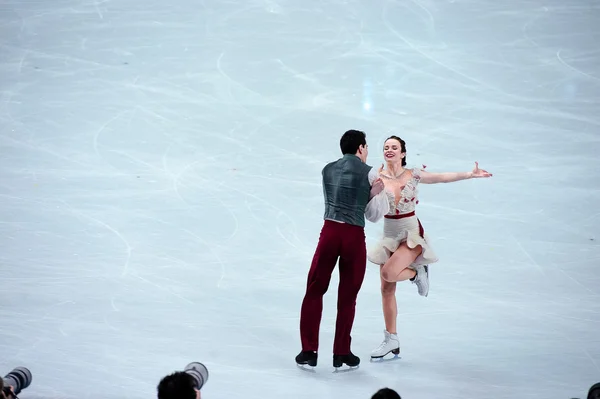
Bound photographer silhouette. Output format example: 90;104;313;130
157;363;208;399
589;382;600;399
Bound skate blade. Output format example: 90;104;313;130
370;353;401;363
296;364;316;373
332;365;359;373
371;355;402;363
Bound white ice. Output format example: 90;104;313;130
1;0;599;398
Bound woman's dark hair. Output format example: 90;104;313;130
384;135;407;166
340;129;367;154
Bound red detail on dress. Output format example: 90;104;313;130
386;211;415;219
417;219;425;238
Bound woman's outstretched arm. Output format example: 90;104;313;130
419;162;492;184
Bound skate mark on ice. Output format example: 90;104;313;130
110;297;119;311
233;171;320;188
92;110;131;161
168;152;241;242
92;0;106;19
109;149;167;175
180;226;234;289
130;272;194;304
296;364;316;373
216;51;271;106
556;50;600;82
380;3;501;94
227;184;301;251
0;43;113;69
61;203;132;277
582;347;600;374
0;134;90;167
511;235;545;275
557;268;597;296
406;0;436;37
275;58;320;85
103;315;120;332
521;7;549;48
561;327;600;373
125;209;231;290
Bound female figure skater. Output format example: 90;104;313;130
365;135;492;359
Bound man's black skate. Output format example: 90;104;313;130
295;351;317;367
333;352;360;368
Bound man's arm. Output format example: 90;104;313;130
365;166;389;222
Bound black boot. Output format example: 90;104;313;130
296;351;318;367
333;352;360;368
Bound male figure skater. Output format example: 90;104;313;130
295;129;386;369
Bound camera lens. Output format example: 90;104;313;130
2;367;32;395
184;362;208;390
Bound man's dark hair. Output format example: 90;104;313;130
589;382;600;399
340;129;367;154
372;387;401;399
157;371;196;399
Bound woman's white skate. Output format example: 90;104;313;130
370;330;401;362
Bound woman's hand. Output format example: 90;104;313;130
470;161;492;178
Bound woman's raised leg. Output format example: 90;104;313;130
381;242;430;296
381;243;421;283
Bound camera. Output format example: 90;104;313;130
2;367;32;399
183;362;209;391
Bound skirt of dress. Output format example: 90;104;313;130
367;215;439;268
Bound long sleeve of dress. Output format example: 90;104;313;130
365;167;390;223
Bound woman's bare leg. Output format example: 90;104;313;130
380;272;397;334
381;243;421;283
372;243;430;359
372;264;404;358
380;250;419;334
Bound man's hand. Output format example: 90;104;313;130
370;178;384;198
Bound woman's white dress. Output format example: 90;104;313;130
365;167;439;268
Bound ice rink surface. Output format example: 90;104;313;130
1;0;599;398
